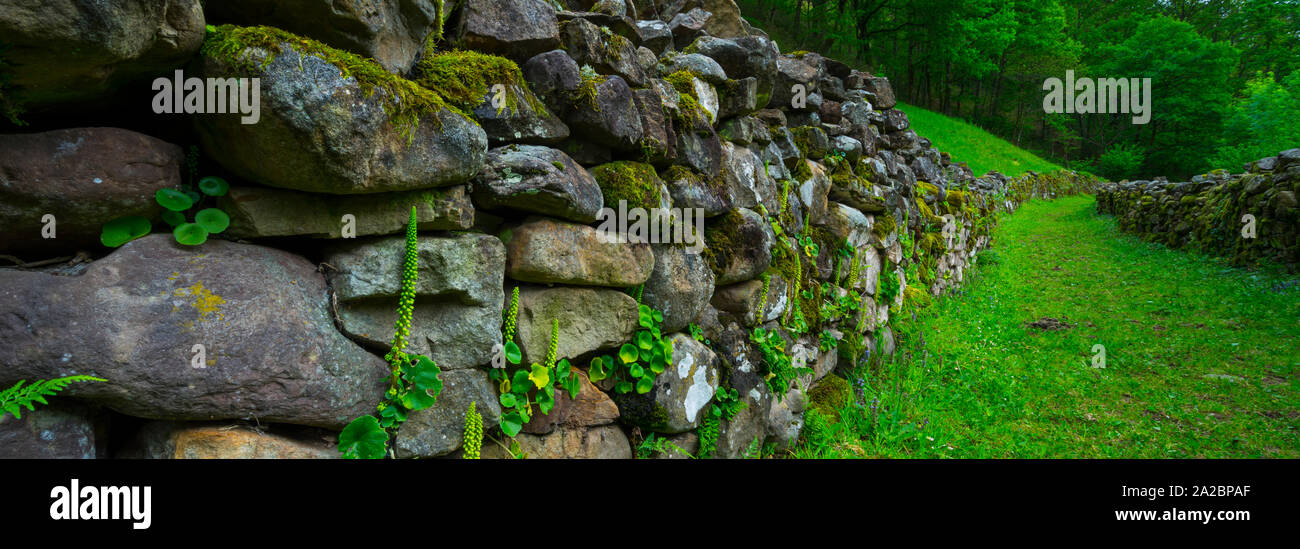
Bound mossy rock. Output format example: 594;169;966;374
589;160;669;211
807;374;851;423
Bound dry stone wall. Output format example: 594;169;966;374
1097;150;1300;272
0;0;1098;458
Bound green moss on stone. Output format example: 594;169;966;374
412;47;545;115
201;24;450;141
807;374;850;423
590;161;662;211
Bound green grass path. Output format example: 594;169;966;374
818;195;1300;458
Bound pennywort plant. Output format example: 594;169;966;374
101;150;232;247
589;304;672;395
492;316;580;437
337;206;444;459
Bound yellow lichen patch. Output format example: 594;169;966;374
174;282;226;321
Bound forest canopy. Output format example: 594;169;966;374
740;0;1300;180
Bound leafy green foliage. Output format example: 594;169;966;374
339;207;442;458
696;385;745;459
103;170;230;247
636;432;694;459
751;326;814;400
173;223;209;246
100;216;151;248
589;304;672;395
1;376;105;420
491;317;579;437
809;196;1300;458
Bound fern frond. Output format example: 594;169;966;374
1;375;105;420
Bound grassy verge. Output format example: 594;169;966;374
799;195;1300;458
896;102;1063;178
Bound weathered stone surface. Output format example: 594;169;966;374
668;8;710;50
798;160;833;224
0;401;98;459
453;0;561;63
641;244;715;333
482;424;631;458
121;421;339;459
699;0;748;38
325;233;505;369
693;35;778;108
711;275;787;327
0;0;205;112
564;75;645;152
636;19;673;53
472;81;570;145
513;286;639;365
632;87;675;164
614;334;719;433
704;207;774;285
766;385;804;452
503;217;655;286
0;235;389;429
721;142;776;208
666;53;728;85
862;75;897;109
522;369;619;434
713;323;772;458
394;369;503;457
522;49;582;115
772;55;818;110
0;128;181;255
220;185;473;239
662;166;730;216
717;77;758;119
207;0;441;73
472;145;603;222
560;17;647;87
196;41;487;195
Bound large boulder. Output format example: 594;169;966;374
120;421;339;458
472;145;604;223
0;0;205;113
481;424;631;458
613;334;720;433
452;0;562;64
521;49;582;115
699;0;749;38
0;127;182;255
195;27;486;194
394;369;503;457
703;208;774;285
325;233;505;370
470;81;569;145
641;244;716;333
206;0;443;73
220;185;474;239
512;286;639;365
0;402;99;459
0;235;389;429
564;75;645;152
502;217;655;287
559;17;647;87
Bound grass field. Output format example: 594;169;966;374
800;195;1300;458
896;102;1063;178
